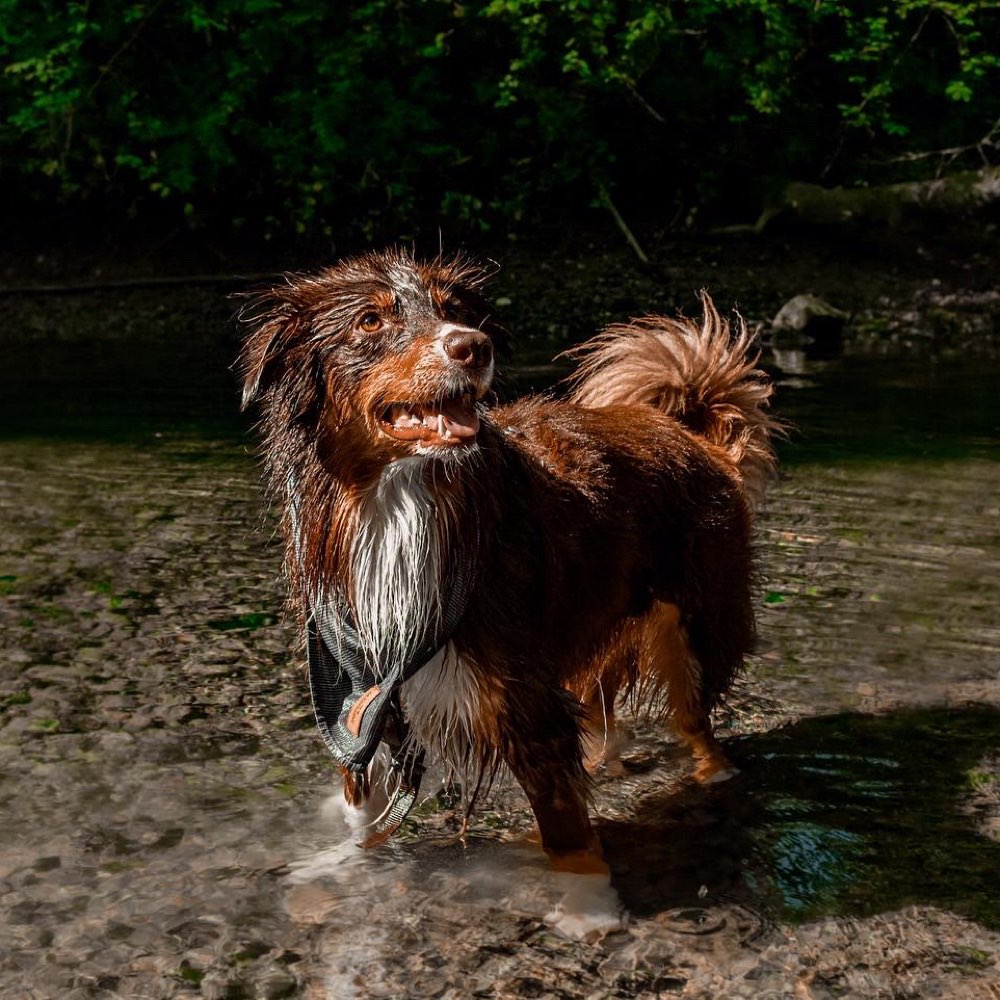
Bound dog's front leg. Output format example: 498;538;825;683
499;686;605;872
333;761;393;843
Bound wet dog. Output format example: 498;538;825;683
239;249;777;867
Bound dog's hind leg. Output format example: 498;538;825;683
669;674;733;784
577;648;632;776
580;683;624;776
640;601;735;783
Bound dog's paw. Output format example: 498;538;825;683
694;760;740;784
321;772;394;844
583;722;633;777
545;874;629;942
546;847;610;876
701;763;740;784
288;783;393;882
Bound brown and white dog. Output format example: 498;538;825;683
239;249;777;868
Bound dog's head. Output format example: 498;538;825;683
238;250;507;465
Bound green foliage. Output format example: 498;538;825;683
1;0;998;236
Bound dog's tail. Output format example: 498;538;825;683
565;292;778;504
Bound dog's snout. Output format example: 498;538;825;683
442;329;493;370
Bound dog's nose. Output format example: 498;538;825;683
442;329;493;370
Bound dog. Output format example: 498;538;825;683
239;249;777;868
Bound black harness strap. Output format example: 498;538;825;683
357;728;426;849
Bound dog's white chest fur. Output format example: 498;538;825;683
350;459;442;670
350;460;478;760
399;643;479;761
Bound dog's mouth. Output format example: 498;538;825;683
377;392;480;448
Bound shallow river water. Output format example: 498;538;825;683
0;316;998;999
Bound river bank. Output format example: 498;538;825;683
3;222;999;352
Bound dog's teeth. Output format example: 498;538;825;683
444;428;452;440
437;414;445;436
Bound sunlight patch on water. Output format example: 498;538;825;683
286;786;626;955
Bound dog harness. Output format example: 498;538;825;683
304;560;473;846
287;475;475;846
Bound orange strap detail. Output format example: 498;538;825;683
345;684;381;738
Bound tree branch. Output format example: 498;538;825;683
598;186;650;265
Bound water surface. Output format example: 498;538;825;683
1;321;997;997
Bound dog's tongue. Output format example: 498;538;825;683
439;398;479;439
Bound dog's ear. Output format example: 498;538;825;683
236;288;302;410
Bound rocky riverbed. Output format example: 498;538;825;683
1;229;999;998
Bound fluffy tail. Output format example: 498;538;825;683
565;292;779;504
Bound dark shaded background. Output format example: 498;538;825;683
2;0;998;260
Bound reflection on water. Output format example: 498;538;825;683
772;351;998;465
0;322;998;996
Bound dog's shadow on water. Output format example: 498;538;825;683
600;703;1000;929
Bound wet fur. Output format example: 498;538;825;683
239;250;777;858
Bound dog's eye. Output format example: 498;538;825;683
358;312;382;333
